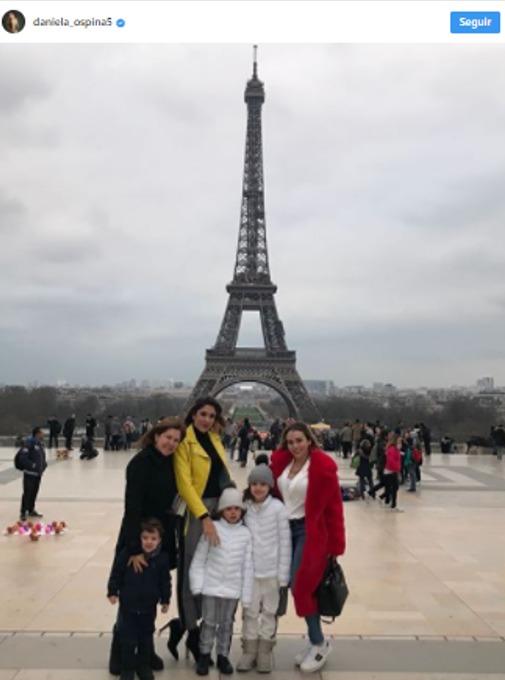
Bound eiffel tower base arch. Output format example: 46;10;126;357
185;351;320;423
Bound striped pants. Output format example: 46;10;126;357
200;595;237;656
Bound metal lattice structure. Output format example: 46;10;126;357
186;50;319;421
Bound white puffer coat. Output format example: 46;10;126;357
244;495;291;586
189;519;254;606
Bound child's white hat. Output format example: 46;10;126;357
218;487;244;512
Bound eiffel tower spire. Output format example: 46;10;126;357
185;50;320;421
233;45;270;285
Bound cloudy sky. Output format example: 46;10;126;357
1;44;505;389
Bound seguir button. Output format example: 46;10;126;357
451;12;500;33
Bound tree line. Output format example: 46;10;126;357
0;386;499;441
0;386;187;436
263;395;499;441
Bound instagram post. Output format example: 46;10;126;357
1;2;505;679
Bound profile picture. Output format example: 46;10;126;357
2;10;26;34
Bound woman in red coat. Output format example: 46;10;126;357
270;422;345;673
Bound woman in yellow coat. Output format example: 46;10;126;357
169;396;230;662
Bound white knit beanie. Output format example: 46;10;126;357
217;486;245;512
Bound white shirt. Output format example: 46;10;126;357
277;459;309;520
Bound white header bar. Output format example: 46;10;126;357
1;1;504;43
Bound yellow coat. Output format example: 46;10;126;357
173;424;230;519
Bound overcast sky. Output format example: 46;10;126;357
1;44;505;389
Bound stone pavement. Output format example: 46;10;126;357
1;448;505;678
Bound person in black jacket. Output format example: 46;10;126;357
47;416;62;449
63;415;76;450
108;417;185;677
108;518;171;680
85;414;97;441
238;418;252;468
19;427;47;520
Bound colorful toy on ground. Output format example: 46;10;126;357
3;520;67;538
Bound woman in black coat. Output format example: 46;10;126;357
108;417;185;677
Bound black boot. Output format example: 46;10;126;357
119;671;134;680
217;655;234;675
166;618;185;661
196;653;211;676
137;665;155;680
149;642;164;671
186;628;200;663
108;629;122;676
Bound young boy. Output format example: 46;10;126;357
189;486;254;676
18;426;47;520
107;518;170;680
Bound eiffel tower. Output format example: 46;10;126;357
187;49;319;421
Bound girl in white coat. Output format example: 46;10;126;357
237;464;291;673
189;486;253;677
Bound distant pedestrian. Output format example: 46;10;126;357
223;417;234;451
18;427;47;520
47;416;62;449
355;439;373;499
493;424;505;461
420;422;431;456
104;415;113;451
238;418;252;468
86;414;97;441
269;418;282;450
339;421;353;459
140;419;152;436
123;417;136;450
351;419;363;452
111;416;123;451
63;415;76;450
383;433;403;512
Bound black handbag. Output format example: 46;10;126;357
316;556;349;621
276;586;289;617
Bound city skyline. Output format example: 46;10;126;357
1;45;505;387
4;376;501;393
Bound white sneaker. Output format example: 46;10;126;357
300;641;331;673
294;640;312;666
391;506;404;513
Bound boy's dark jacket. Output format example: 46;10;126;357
107;547;171;613
18;436;47;477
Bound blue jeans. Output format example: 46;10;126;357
406;463;417;491
290;520;324;646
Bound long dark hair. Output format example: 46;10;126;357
137;417;185;449
184;396;222;427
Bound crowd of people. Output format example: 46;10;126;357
21;406;500;678
43;414;154;452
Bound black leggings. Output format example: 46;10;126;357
383;474;399;508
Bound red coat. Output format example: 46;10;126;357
385;445;401;473
270;448;346;617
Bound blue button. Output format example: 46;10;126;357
451;12;500;33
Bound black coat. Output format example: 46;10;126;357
115;445;179;569
85;417;97;437
19;436;47;477
107;547;171;613
63;417;75;437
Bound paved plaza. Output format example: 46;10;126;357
1;448;505;679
